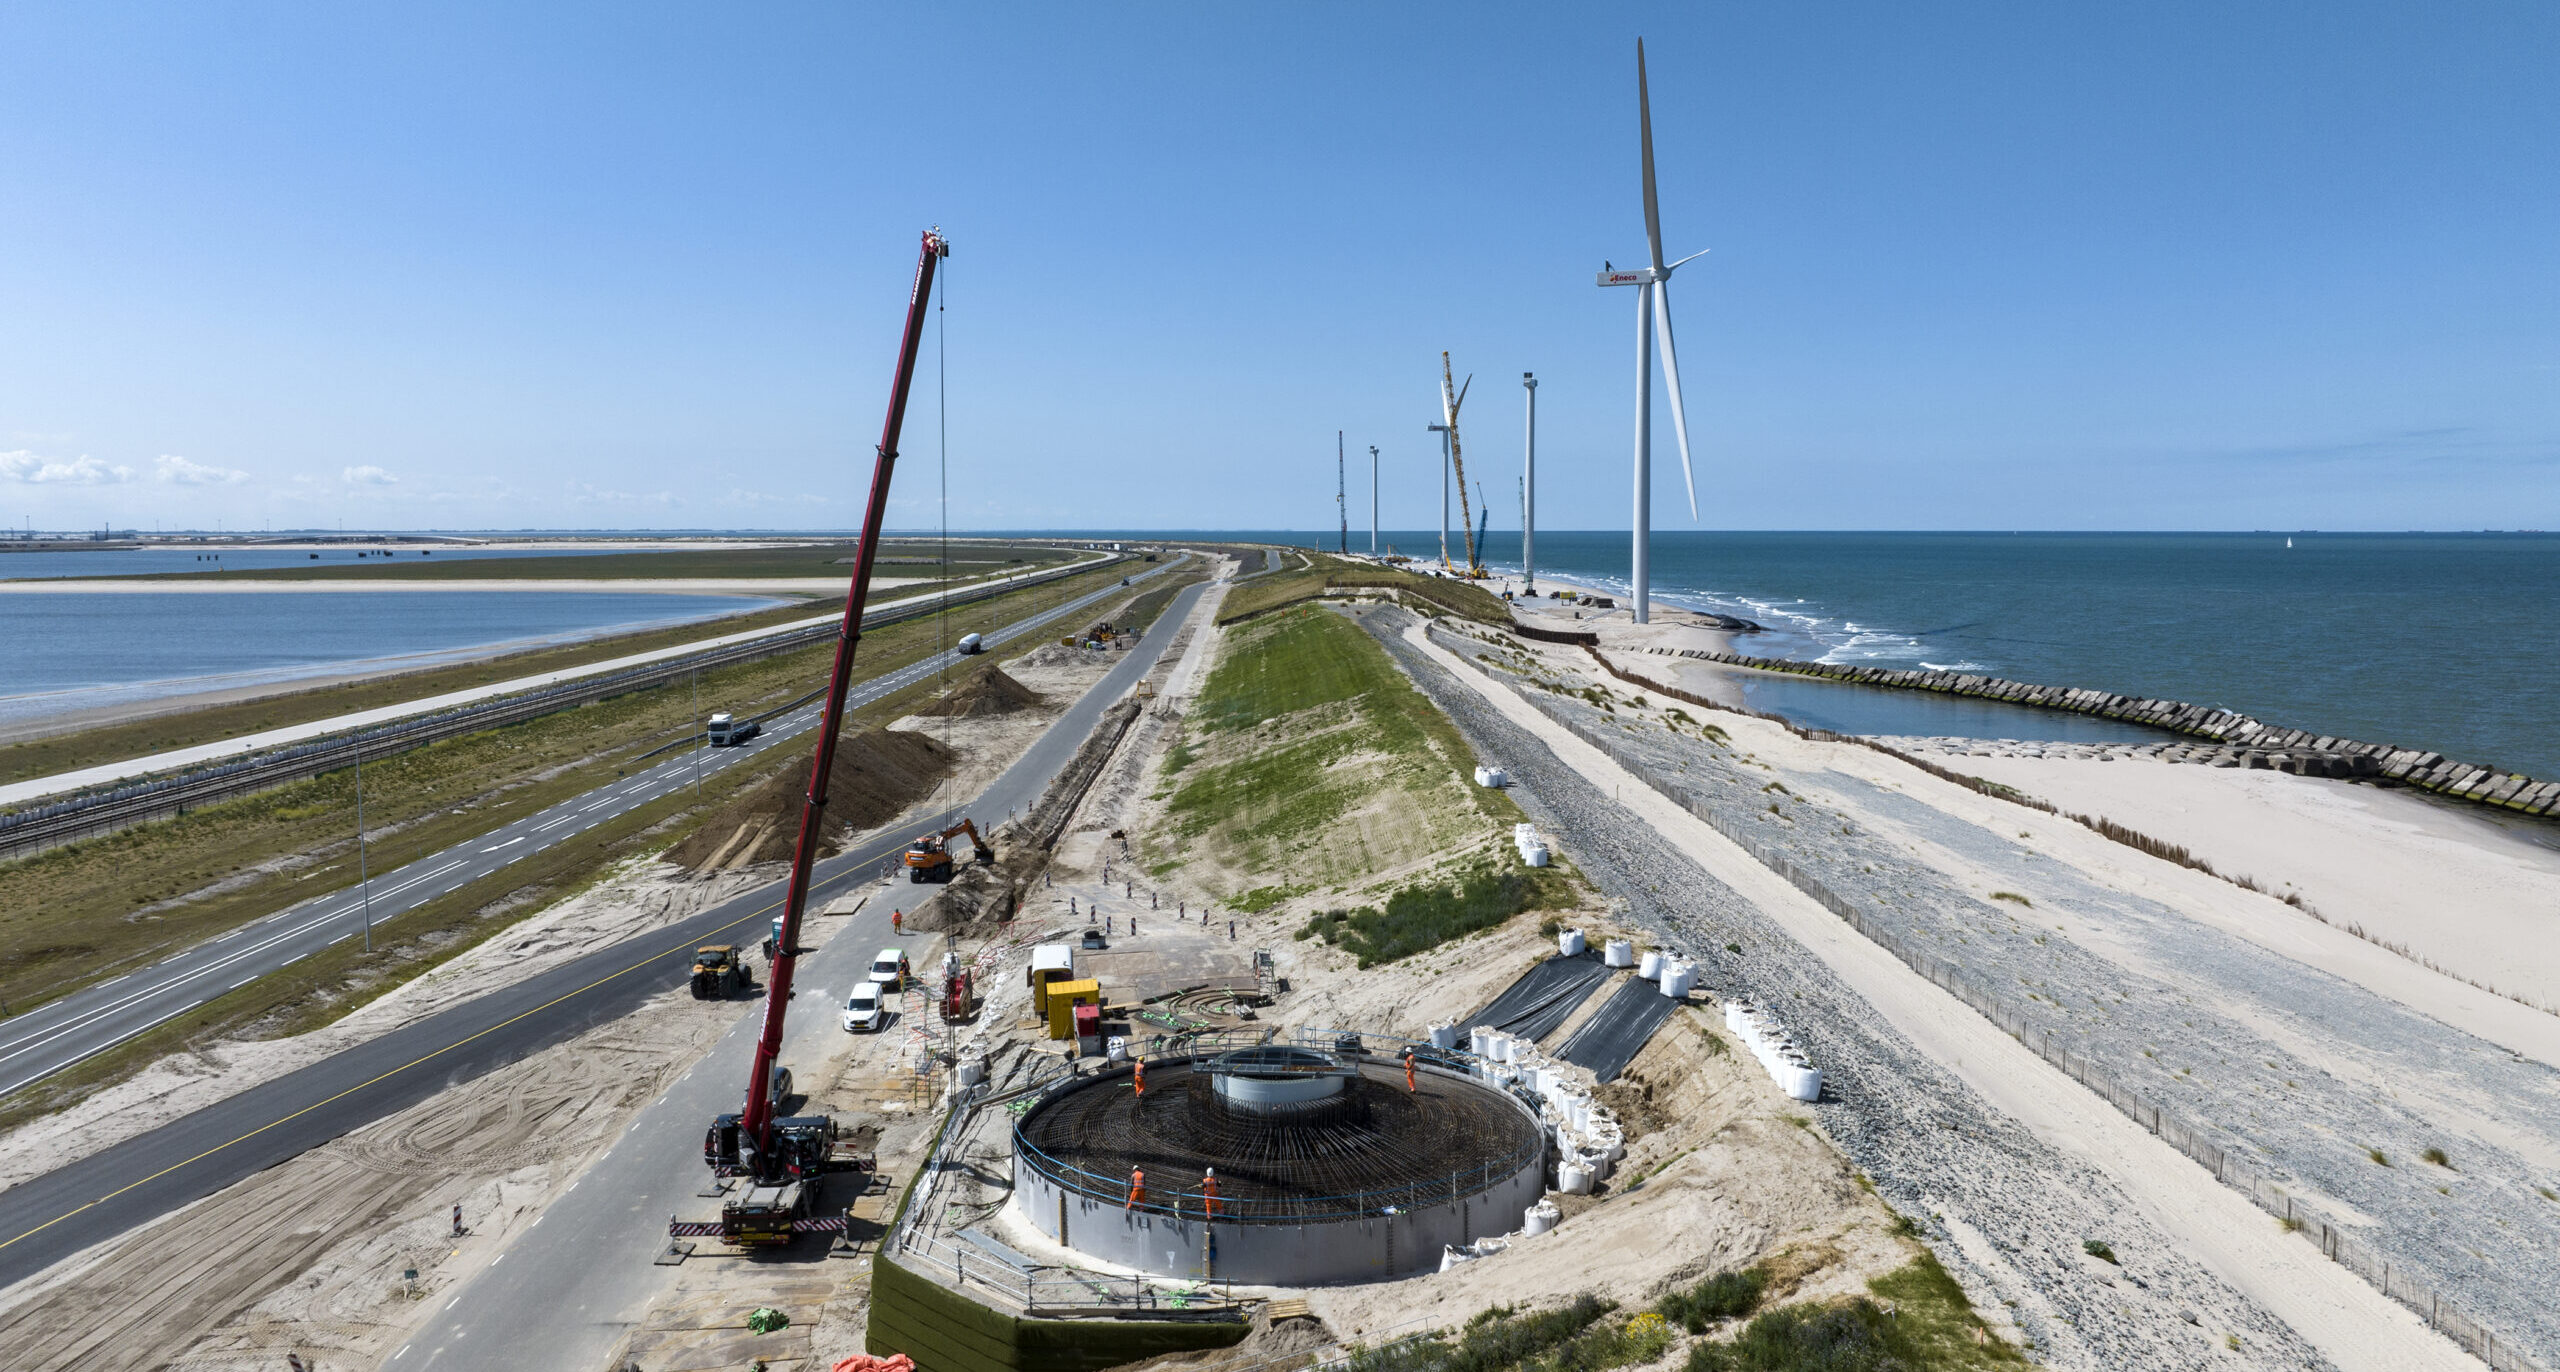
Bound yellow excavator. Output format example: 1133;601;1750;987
903;818;994;883
1441;353;1491;579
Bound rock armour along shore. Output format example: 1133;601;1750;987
1654;646;2560;816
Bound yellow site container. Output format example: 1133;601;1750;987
1044;979;1100;1039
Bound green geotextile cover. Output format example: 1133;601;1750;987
748;1307;790;1334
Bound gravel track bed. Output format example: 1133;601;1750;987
1348;606;2327;1371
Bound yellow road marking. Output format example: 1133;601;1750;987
0;870;864;1254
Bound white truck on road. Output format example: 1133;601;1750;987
707;713;761;747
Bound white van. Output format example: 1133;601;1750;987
843;983;886;1033
869;947;907;992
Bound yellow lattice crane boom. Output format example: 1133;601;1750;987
1441;352;1486;577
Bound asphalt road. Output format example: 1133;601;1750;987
0;562;1175;1104
394;575;1209;1371
0;566;1198;1294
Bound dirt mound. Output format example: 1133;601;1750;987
668;728;956;871
915;664;1043;719
901;825;1044;932
1011;641;1099;672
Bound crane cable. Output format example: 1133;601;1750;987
936;250;954;831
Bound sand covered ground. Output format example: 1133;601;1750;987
1376;610;2482;1371
0;629;1138;1366
0;855;770;1193
1930;750;2560;1016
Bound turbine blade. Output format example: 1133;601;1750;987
1653;280;1699;520
1639;38;1665;271
1454;373;1471;414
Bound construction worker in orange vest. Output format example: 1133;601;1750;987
1202;1167;1220;1221
1403;1046;1417;1092
893;908;903;934
1127;1167;1145;1211
1134;1056;1145;1096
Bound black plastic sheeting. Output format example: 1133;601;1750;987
1555;979;1683;1083
1468;953;1614;1043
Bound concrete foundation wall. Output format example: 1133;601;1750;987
1013;1149;1546;1286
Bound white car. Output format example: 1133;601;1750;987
869;947;906;993
843;982;886;1033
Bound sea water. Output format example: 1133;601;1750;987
1211;529;2560;778
0;591;782;732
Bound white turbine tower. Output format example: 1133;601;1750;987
1597;37;1704;624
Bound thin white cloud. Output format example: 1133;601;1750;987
720;487;828;507
155;454;250;485
570;482;675;506
0;450;134;485
342;464;399;487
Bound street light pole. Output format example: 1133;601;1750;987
1368;446;1379;555
1428;424;1452;571
691;666;703;799
355;743;372;953
1522;373;1538;595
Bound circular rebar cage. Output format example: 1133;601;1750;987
1014;1057;1545;1223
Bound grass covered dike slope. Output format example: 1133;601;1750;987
1216;552;1512;627
1155;603;1560;928
1343;1249;2017;1372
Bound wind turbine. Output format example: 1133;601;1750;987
1596;37;1704;624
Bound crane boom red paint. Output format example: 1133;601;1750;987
736;227;949;1163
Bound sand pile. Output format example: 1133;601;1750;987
669;728;955;870
915;664;1043;719
901;826;1043;932
1011;641;1098;672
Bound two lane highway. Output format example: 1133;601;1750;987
0;569;1207;1297
0;561;1176;1101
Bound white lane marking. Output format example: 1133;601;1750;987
0;998;200;1096
482;837;524;853
0;573;1156;1088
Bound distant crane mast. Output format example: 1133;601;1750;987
1440;352;1483;576
1336;431;1348;554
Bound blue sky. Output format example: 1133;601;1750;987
2;3;2553;533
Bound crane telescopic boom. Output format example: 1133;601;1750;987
732;227;949;1171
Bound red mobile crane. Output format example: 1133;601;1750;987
699;228;949;1204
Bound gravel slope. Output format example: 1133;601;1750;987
1351;606;2341;1370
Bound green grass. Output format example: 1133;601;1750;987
1679;1252;2019;1371
1230;883;1311;913
1656;1268;1770;1331
1301;863;1567;967
0;595;821;787
1216;556;1511;627
0;633;981;1133
0;550;1118;789
0;565;1129;1017
1343;1296;1646;1372
1158;606;1534;893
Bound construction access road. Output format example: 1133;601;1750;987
0;557;1179;1132
375;574;1207;1370
0;570;1206;1316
